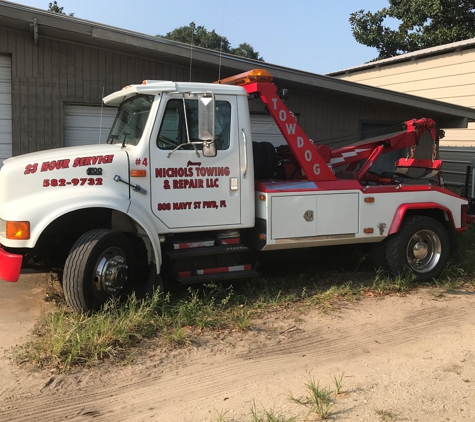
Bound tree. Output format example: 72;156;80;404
230;43;263;60
48;1;74;16
160;22;263;61
349;0;475;60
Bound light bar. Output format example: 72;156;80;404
216;69;273;86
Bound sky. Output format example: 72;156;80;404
13;0;393;74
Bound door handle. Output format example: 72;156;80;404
241;128;248;178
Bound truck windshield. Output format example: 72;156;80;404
108;94;154;146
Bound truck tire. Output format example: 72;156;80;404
63;229;135;313
385;215;450;281
371;239;388;271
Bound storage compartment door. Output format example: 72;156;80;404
271;195;317;239
316;193;359;236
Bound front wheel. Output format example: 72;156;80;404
385;216;451;281
63;229;135;312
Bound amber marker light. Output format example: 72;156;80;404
216;69;273;86
259;194;266;201
364;228;374;234
6;221;30;240
131;170;147;177
258;233;267;240
364;197;375;203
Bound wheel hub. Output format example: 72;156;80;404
413;241;429;260
94;248;129;295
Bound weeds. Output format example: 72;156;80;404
333;372;345;395
15;229;475;372
371;270;415;294
249;402;297;422
289;376;334;419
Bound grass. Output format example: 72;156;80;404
12;227;475;371
249;402;297;422
213;372;345;421
289;376;334;419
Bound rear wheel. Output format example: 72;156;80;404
385;216;450;281
371;239;388;271
63;229;134;312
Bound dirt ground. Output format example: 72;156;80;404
1;272;475;422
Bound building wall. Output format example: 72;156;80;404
0;25;216;156
334;48;475;147
0;24;425;158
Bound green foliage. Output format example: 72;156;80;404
47;1;74;16
249;402;297;422
160;22;263;61
349;0;475;59
289;376;334;419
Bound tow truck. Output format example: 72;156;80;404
0;69;468;312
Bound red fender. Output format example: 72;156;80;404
388;203;454;235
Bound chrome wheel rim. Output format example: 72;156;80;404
406;229;441;273
93;247;129;295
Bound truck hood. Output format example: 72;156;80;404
1;144;125;170
0;144;130;218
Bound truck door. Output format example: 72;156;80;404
150;94;241;229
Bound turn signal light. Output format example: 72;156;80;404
131;170;147;177
6;221;30;240
216;69;273;86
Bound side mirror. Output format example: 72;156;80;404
202;141;216;157
198;93;216;157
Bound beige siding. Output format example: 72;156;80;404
335;48;475;147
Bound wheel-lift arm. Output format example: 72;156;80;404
330;118;437;167
330;118;440;181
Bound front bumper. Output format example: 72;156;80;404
0;246;23;282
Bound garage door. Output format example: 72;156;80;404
250;114;286;147
64;105;117;147
0;56;12;167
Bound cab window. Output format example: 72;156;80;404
157;99;231;150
